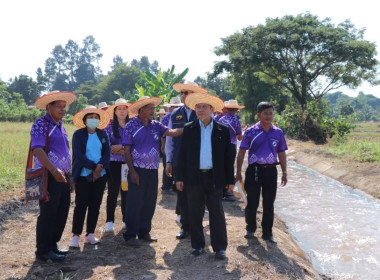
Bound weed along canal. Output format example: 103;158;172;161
274;161;380;279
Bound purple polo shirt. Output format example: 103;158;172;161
240;122;287;165
161;112;171;126
105;120;126;162
218;113;242;145
30;114;71;173
214;113;223;122
122;116;168;169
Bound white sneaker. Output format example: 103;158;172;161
69;235;80;248
105;221;114;232
84;233;100;245
176;215;182;227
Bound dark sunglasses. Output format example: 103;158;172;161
181;91;189;95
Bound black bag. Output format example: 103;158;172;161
25;120;50;203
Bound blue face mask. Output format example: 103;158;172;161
86;118;100;130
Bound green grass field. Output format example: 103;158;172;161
324;122;380;162
0;122;76;191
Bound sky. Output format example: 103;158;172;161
1;0;380;98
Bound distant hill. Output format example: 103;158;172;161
324;91;380;121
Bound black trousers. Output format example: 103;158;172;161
106;161;128;223
173;166;189;231
36;174;70;254
244;164;278;235
123;167;158;240
186;171;228;252
72;175;107;235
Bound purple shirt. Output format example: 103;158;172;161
30;114;71;173
161;112;171;126
105;120;126;162
122;116;168;169
218;113;242;145
240;122;287;165
214;113;223;122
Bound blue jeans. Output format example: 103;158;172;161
123;167;158;240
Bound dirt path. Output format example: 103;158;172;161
0;163;317;280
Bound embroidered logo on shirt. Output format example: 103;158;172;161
176;115;183;120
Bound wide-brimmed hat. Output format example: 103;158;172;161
184;93;224;112
34;91;77;110
163;102;170;108
169;96;184;107
224;99;245;109
98;102;109;110
73;106;111;129
105;98;132;118
172;81;208;94
157;108;167;115
128;96;163;116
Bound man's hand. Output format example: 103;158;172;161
280;173;288;187
130;169;139;185
166;163;173;177
235;172;242;183
53;169;67;183
176;181;184;192
226;184;234;192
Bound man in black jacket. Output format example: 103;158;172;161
175;93;234;260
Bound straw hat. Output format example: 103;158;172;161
34;91;77;110
128;96;163;116
224;99;245;109
169;96;184;107
105;98;132;118
157;108;167;115
72;106;111;129
173;81;208;94
98;102;109;110
184;93;225;112
163;102;170;108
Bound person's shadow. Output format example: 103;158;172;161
237;237;312;279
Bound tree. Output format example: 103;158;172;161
214;13;379;110
7;75;41;105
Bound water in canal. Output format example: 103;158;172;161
275;161;380;280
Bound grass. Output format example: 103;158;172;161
0;121;76;192
323;122;380;162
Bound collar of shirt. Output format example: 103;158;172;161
199;119;214;130
254;122;273;132
44;113;62;126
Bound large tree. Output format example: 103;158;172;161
7;75;41;105
214;13;379;110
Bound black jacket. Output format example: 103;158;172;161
176;120;234;188
72;128;111;184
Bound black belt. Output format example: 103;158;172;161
252;163;278;168
200;169;213;173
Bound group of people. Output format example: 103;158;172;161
30;81;287;263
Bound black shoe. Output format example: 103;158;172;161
53;248;69;255
139;234;158;242
244;231;255;239
191;248;204;256
262;234;277;244
176;229;189;239
36;250;65;262
215;250;226;260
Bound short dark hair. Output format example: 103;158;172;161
257;102;274;113
82;113;100;125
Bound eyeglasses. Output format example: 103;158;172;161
181;91;189;95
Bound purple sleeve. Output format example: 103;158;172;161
122;122;133;146
235;119;242;135
159;122;169;137
239;129;252;150
30;118;47;150
277;130;288;152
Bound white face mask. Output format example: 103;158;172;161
86;118;100;130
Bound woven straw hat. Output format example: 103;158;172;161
184;93;224;112
128;96;163;116
157;108;167;115
169;96;184;107
72;106;111;129
34;91;77;109
105;98;131;118
163;102;170;108
224;99;245;109
172;81;208;94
